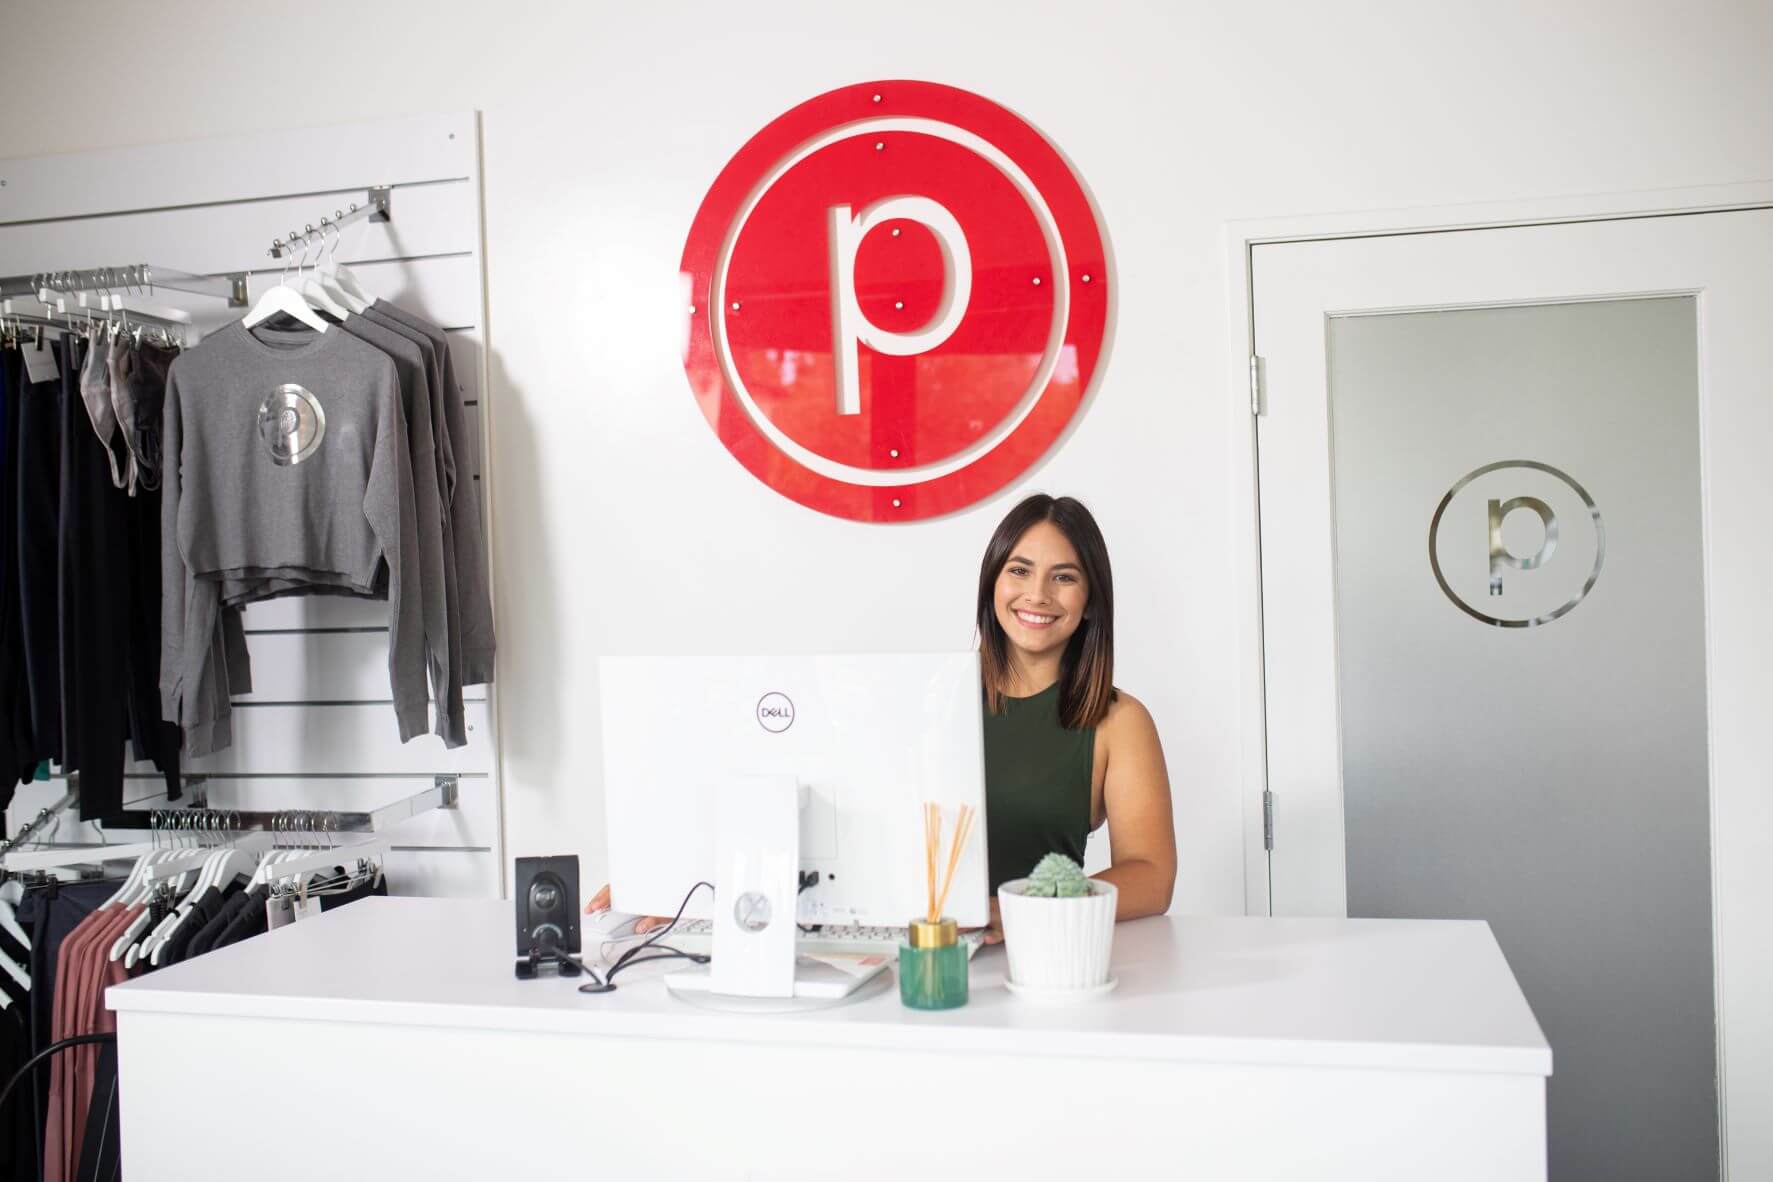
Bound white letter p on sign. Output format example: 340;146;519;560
828;196;973;416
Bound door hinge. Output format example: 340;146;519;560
1262;789;1274;851
1248;355;1264;417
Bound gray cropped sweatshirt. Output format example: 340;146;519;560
160;321;424;750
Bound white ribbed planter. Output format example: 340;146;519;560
997;878;1117;991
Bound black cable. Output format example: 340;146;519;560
582;880;712;994
603;950;706;977
0;1033;117;1126
553;949;606;989
797;869;821;934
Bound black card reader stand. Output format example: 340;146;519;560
515;934;582;980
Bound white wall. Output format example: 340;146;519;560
4;0;1768;913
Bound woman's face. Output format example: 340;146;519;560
993;521;1090;660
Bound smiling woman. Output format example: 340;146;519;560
976;495;1177;924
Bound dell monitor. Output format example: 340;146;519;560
599;651;989;1002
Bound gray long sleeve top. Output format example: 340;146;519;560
160;321;426;742
339;313;465;748
363;302;495;684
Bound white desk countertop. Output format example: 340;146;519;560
108;896;1550;1077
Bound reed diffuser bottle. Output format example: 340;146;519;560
901;918;968;1010
900;802;976;1010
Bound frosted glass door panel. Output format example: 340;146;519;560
1328;298;1715;1182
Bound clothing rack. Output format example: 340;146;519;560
269;186;393;259
98;775;459;835
0;785;80;859
2;307;190;346
0;264;247;308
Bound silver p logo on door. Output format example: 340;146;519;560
1429;460;1605;628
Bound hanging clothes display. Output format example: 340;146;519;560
159;320;426;754
158;272;495;755
0;328;183;818
0;838;388;1182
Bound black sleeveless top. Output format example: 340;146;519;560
982;681;1095;892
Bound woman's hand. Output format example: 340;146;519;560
584;883;673;934
962;898;1004;945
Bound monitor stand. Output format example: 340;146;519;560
663;774;892;1013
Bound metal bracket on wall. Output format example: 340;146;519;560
269;185;394;259
1263;789;1275;851
94;775;458;835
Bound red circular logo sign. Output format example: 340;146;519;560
681;80;1110;522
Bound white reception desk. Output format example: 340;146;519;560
108;897;1550;1180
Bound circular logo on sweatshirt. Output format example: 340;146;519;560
258;384;327;466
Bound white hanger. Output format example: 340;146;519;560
142;834;271;966
0;880;30;951
242;230;328;333
311;220;367;315
131;822;219;963
0;922;27;992
297;224;349;320
260;838;385;889
110;849;181;963
145;833;267;886
321;212;377;311
125;812;214;961
106;815;192;962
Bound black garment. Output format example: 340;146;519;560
213;884;271;949
74;1038;120;1182
0;996;32;1182
17;879;113;1180
186;884;257;960
51;336;179;821
0;925;27;986
158;885;225;966
319;871;389;911
118;345;182;799
0;351;41;802
15;342;64;762
58;339;120;816
120;472;184;802
56;336;80;769
0;924;32;1181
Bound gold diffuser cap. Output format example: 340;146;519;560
907;917;959;949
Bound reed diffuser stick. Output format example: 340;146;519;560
923;802;939;922
931;803;976;923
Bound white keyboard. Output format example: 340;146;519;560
659;918;987;960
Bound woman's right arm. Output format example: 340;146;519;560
584;884;673;933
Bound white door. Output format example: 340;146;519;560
1252;208;1773;1181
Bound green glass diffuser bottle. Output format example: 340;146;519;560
900;917;968;1010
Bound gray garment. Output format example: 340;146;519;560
180;602;252;758
160;321;425;747
79;333;126;489
109;339;175;493
339;313;465;747
363;302;495;685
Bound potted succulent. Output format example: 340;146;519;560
996;853;1118;996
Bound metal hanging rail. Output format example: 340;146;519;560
0;785;80;860
0;264;247;307
97;775;459;835
2;305;192;344
269;186;392;259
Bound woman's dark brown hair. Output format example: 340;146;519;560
977;494;1116;729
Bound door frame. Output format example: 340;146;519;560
1226;183;1773;1180
1223;179;1773;919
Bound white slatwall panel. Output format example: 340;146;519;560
0;113;502;897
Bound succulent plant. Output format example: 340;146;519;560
1019;852;1091;897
